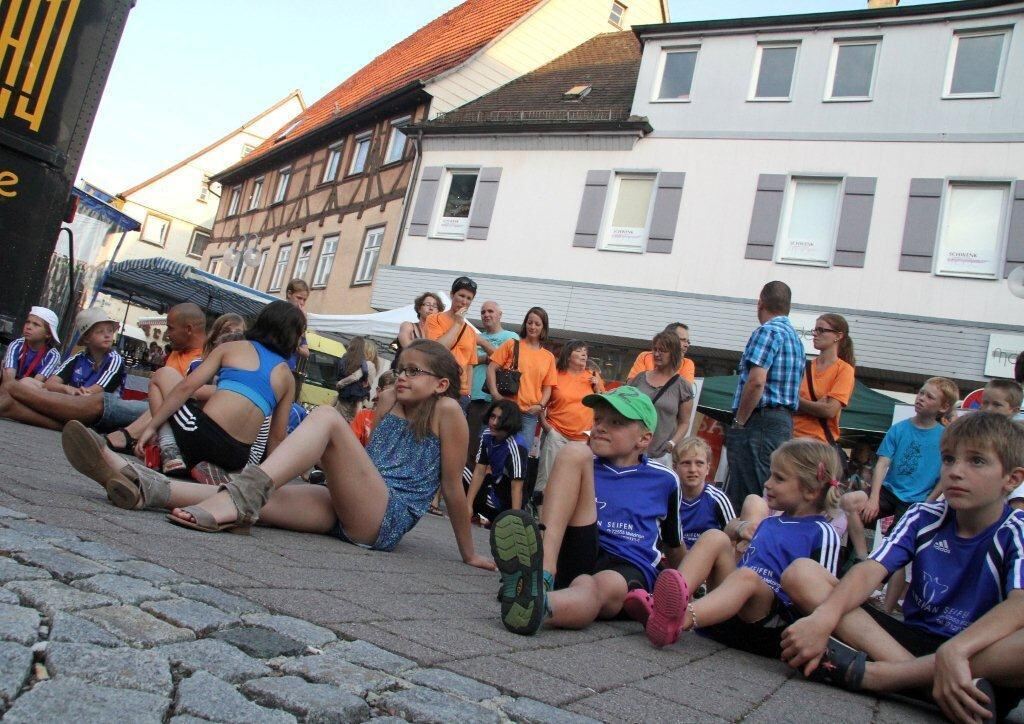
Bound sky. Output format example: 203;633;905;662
78;0;938;193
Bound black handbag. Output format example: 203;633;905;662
805;360;850;477
495;341;521;397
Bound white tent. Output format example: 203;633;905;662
305;293;470;345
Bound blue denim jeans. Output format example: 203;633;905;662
725;407;793;511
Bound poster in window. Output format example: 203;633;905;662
437;173;477;238
779;181;839;264
936;185;1005;277
606;177;653;250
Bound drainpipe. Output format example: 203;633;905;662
389;128;422;266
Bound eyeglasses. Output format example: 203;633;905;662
395;366;440;379
812;327;838;335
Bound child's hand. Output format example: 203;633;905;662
779;614;832;676
860;496;880;525
933;642;992;723
463;553;496;571
134;427;156;457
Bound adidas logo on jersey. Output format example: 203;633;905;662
933;539;951;554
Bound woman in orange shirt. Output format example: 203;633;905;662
487;306;557;444
536;340;603;494
793;313;856;445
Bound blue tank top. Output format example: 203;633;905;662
217;341;286;416
367;413;441;518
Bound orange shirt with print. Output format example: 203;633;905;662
490;339;557;411
546;369;600;441
165;348;203;377
793;358;855;443
627;352;695;383
424;312;477;396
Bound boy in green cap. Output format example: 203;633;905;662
490;386;684;635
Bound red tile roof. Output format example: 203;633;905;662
236;0;542;168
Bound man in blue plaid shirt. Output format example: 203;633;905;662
726;281;804;509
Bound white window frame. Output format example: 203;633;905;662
933;179;1011;280
197;177;210;203
608;0;626;28
597;172;658;254
140;213;171;247
652;46;699;103
240;144;255;157
226;186;241;216
383;117;410;165
824;38;880;102
292;241;313;282
252;249;269;289
322;142;343;183
431;167;480;240
774;176;844;268
348;132;372;175
272;167;291;205
312;234;338;288
187;229;210;259
207;256;222;276
748;42;800;102
353;227;385;285
248;177;264;210
268;244;292;292
943;27;1012;99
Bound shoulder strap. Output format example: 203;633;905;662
805;360;817;400
512;340;519;370
805;360;837;445
652;374;680;404
450;323;467;351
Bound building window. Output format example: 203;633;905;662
241;144;255;157
312;234;338;288
207;256;222;276
226;186;241;216
354;227;384;284
826;39;879;101
935;182;1009;279
268;244;292;292
776;177;842;267
272;167;291;204
140;213;171;246
654;48;698;101
252;249;268;289
608;1;626;28
197;177;210;203
944;28;1011;98
750;43;799;101
433;169;479;239
349;133;372;175
292;241;313;281
599;174;655;253
187;230;210;259
248;177;264;210
383;117;410;165
322;143;343;183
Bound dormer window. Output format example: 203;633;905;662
563;85;591;102
609;1;626;28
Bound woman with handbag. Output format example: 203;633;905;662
334;336;375;422
487;306;557;444
627;330;694;467
793;313;856;458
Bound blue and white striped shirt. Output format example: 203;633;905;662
3;338;61;380
54;350;125;393
732;315;805;412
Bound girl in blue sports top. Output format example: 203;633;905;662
643;438;842;657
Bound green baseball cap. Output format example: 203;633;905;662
582;386;658;433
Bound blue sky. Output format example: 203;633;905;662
78;0;937;192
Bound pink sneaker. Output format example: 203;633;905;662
645;569;690;648
622;589;653;624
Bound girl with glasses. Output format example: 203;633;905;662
793;314;856;448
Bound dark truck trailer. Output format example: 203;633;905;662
0;0;134;340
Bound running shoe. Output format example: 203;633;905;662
190;461;231;487
807;637;867;691
490;509;546;635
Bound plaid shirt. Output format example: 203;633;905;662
731;316;804;412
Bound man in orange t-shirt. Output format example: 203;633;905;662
425;276;485;405
627;322;695;383
162;303;206;376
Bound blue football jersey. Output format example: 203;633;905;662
739;515;840;608
680;483;736;547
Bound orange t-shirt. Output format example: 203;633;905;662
627;351;695;383
165;348;203;377
793;358;855;443
424;312;477;396
490;339;557;411
545;369;599;441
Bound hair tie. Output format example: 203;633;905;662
829;478;840;489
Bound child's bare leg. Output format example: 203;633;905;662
739;494;769;526
679;529;736;592
842;490;870;558
147;367;183;413
5;384;103;426
546;574;602;629
538;443;596;576
690;567;774;630
883;568;907;613
0;392;64;430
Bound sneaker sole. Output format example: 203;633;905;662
646;569;689;648
489;510;545;635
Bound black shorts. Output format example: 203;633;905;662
554;523;648;592
878;486;913;526
697;600;796;660
169;400;252;473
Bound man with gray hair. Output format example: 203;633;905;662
466;300;518;466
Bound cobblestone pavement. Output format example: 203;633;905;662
0;420;1017;723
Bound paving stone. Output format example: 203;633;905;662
0;506;28;519
115;559;190;584
242;675;370;723
174;670;297;724
80;605;195;647
443;656;591;707
406;667;501;701
213;625;307;658
0;588;18;604
49;611;123;647
169;717;212;724
0;556;52;583
72;573;173;605
45;642;172;695
3;519;79;541
242;613;336;647
142;597;241;635
0;603;39;646
12;547;109;582
323;639;416;673
0;642;31;703
278;653;396;696
169;583;267;614
3;677;169;723
160;638;272;683
59;539;134;562
379;686;503;724
501;697;602;724
5;579;115;616
0;529;55;553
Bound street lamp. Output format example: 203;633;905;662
222;234;262;272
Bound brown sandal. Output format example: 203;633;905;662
166;465;274;535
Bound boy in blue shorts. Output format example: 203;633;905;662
490;386;683;635
780;412;1024;722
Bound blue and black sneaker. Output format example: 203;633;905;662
490;509;548;635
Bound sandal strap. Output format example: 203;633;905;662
178;505;219;529
121;461;171;510
219;465;274;525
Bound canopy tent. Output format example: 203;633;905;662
696;375;901;445
306;293;457;348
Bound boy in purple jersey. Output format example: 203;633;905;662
489;386;683;636
780;413;1024;722
673;437;736;547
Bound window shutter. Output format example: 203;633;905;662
466;167;502;240
1005;180;1024;278
899;178;943;272
833;177;876;268
408;166;443;237
745;174;787;260
573;170;611;248
646;172;686;254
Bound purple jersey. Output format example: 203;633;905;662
739;515;840;609
679;483;736;547
54;350;124;393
